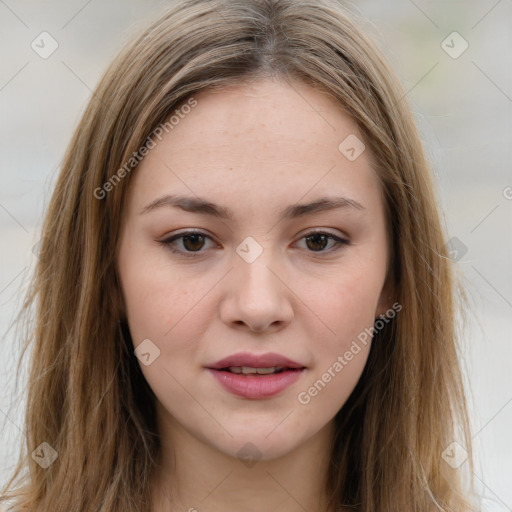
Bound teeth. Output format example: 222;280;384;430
254;367;277;375
227;366;283;375
242;366;259;374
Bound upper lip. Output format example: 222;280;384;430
207;352;306;370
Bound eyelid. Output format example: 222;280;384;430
159;228;350;257
296;227;349;241
293;229;350;254
159;229;217;253
160;228;212;241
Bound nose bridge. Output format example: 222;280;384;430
220;237;294;331
234;238;283;300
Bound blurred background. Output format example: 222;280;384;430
1;0;510;509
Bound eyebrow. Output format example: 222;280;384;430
139;194;364;220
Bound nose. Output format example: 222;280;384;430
219;250;294;333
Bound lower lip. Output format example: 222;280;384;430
207;368;305;399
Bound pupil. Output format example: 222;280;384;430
183;234;205;251
306;234;328;251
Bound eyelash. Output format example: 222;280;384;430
159;229;349;258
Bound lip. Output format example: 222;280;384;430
207;368;305;399
206;351;305;370
205;351;306;400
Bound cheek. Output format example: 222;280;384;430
118;249;211;405
119;239;208;340
296;255;385;406
295;280;375;416
308;259;385;344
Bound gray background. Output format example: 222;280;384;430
1;1;511;510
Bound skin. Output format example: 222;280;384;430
117;77;392;512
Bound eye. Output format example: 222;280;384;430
295;230;349;253
159;230;216;257
160;229;349;258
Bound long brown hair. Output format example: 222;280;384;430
1;0;478;510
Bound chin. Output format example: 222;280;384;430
206;419;319;464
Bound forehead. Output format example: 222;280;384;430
126;78;382;218
170;78;360;158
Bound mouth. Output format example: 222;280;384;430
205;352;307;399
206;351;306;372
216;365;300;375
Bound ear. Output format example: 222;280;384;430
375;272;395;319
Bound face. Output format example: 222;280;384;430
117;77;391;463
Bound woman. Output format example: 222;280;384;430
1;0;478;510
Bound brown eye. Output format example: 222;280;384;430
181;234;206;252
297;231;349;253
160;231;215;257
305;233;330;251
